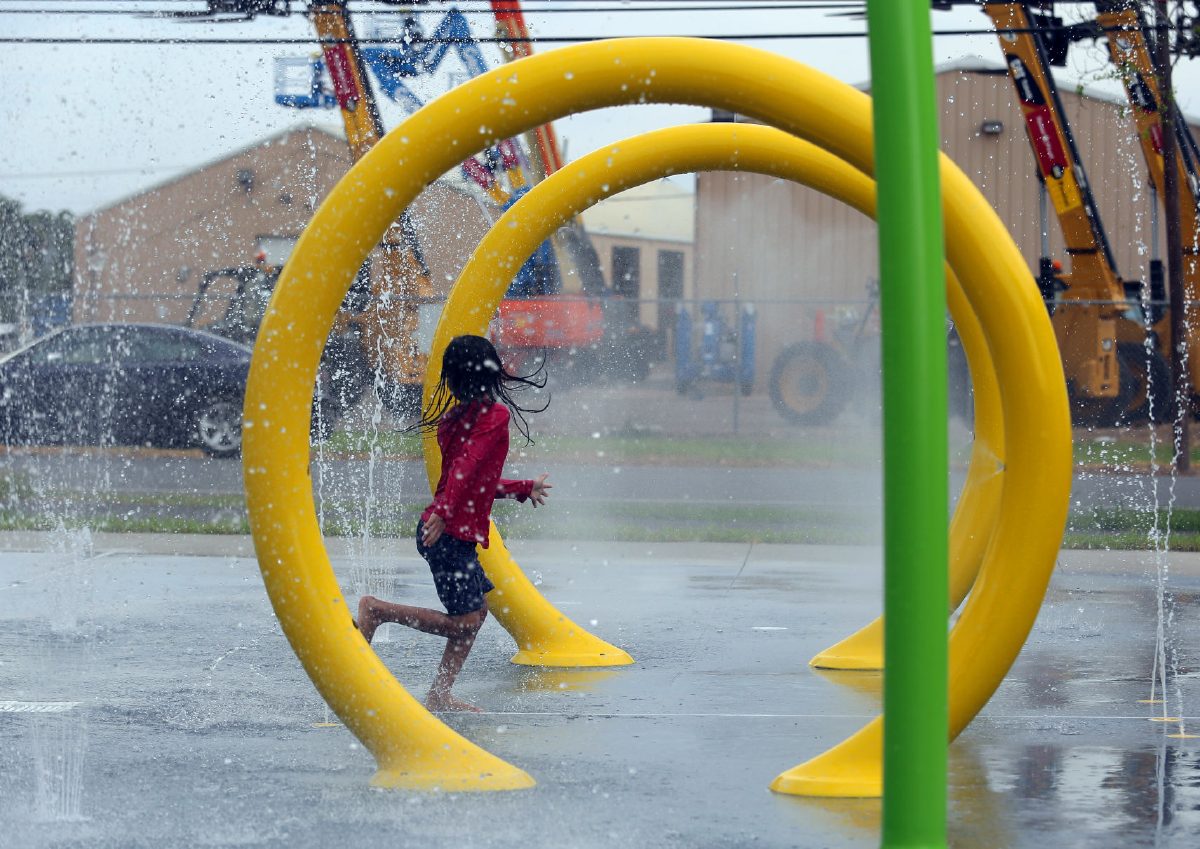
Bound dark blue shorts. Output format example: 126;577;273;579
416;521;495;616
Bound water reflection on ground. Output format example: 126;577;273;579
1;541;1200;847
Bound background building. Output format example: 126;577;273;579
70;125;697;364
579;179;695;347
73;126;492;326
71;58;1199;400
695;60;1200;386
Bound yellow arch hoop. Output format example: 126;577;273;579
450;123;1005;676
448;123;1007;797
243;37;1070;794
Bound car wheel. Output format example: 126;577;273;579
196;396;242;458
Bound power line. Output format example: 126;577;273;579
0;33;887;44
0;0;844;2
0;2;864;12
0;0;861;9
2;24;1196;44
0;0;856;4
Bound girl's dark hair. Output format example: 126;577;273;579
412;335;549;443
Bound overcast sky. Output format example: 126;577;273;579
3;1;1199;215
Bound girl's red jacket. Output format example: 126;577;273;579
421;400;534;547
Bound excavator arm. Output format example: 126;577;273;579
489;1;564;179
308;1;435;413
1094;1;1200;292
984;1;1127;410
1092;0;1200;413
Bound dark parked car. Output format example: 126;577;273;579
0;323;263;458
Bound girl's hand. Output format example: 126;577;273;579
530;473;552;508
422;513;446;546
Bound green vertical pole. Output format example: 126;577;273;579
866;3;949;849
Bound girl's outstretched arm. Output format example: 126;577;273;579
498;473;551;505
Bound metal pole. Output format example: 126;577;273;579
1039;179;1050;259
866;2;949;847
733;275;741;435
1152;185;1160;262
1155;0;1190;470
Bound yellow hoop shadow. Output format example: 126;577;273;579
243;37;1069;794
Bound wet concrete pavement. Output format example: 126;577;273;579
2;533;1200;847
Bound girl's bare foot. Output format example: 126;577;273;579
425;690;483;713
357;596;380;644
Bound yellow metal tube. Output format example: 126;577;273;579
451;123;1004;674
243;36;1069;795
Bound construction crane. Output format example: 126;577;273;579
1091;0;1200;413
184;0;654;400
980;0;1147;425
273;6;538;238
928;1;1200;426
489;0;565;181
175;0;448;419
272;1;650;382
979;1;1200;422
485;0;654;378
310;1;442;417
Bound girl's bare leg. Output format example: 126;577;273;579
426;623;486;713
357;595;488;712
357;595;481;642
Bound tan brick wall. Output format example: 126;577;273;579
73;126;491;325
696;67;1195;385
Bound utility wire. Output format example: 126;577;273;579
0;33;940;44
2;24;1196;44
0;3;864;12
0;0;860;2
0;0;862;9
0;1;857;4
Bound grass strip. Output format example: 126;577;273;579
325;428;1200;471
8;467;1200;549
1074;433;1200;470
7;502;1200;549
1062;532;1200;552
323;430;884;467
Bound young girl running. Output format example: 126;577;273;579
357;334;551;713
